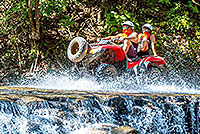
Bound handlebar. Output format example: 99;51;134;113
89;38;123;47
97;38;120;42
90;38;124;47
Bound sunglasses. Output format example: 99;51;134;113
122;26;129;30
143;27;150;30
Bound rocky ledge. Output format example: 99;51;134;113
0;86;199;134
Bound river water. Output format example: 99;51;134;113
1;69;200;134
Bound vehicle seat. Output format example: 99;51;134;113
127;56;141;62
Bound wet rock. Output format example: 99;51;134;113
89;125;140;134
107;97;129;114
111;126;140;134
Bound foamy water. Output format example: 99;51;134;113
15;70;200;94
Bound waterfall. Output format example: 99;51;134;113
0;86;199;134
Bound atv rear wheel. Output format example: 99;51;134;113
147;67;162;82
96;64;118;81
67;37;88;62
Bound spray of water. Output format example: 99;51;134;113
13;68;200;94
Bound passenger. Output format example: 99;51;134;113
103;21;138;58
137;23;157;57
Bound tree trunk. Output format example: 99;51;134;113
26;0;40;40
25;0;41;73
35;0;40;40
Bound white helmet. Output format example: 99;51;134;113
142;23;153;32
122;21;134;29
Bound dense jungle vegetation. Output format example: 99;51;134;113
0;0;199;83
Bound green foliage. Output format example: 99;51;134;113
187;1;199;13
0;0;199;74
0;0;28;34
104;10;137;34
168;11;192;32
165;2;194;33
59;15;74;28
158;0;171;6
40;0;67;18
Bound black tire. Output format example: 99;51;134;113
96;64;118;81
147;67;162;82
67;37;88;62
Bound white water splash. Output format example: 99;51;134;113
144;84;200;94
15;70;200;94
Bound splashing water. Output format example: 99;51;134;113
13;68;200;94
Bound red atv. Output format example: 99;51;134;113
67;37;167;80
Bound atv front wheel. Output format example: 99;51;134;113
67;37;88;62
96;64;118;81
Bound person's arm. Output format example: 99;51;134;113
122;33;138;53
150;34;157;56
103;33;123;40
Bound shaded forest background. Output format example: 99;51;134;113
0;0;199;83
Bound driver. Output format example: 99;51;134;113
103;21;138;58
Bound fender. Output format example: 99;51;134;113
144;56;166;66
127;56;166;70
101;45;126;62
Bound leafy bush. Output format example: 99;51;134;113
0;0;199;77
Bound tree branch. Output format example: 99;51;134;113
26;0;35;33
35;0;40;39
192;0;200;6
16;43;22;72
